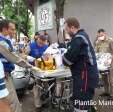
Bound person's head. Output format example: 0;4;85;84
16;38;20;43
64;17;80;37
36;35;48;47
43;30;51;45
34;32;40;40
24;36;30;43
8;21;16;38
44;30;47;35
0;19;9;36
97;29;107;41
0;19;16;37
64;32;71;44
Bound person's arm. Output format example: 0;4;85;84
0;44;19;63
62;37;84;66
108;39;113;61
0;44;32;68
109;39;113;54
24;42;31;55
24;45;31;55
0;59;11;112
94;40;99;53
0;98;11;112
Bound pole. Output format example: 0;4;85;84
17;0;20;39
55;0;65;44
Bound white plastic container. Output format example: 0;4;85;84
53;53;63;68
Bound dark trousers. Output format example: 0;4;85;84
73;85;95;110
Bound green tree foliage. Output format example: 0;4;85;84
0;0;32;37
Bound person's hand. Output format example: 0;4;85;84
43;53;51;61
31;66;42;72
16;59;32;68
27;56;36;62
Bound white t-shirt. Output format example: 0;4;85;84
0;60;9;99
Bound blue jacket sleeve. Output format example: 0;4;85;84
63;37;83;66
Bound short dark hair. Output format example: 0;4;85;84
0;19;9;32
66;17;80;29
38;34;48;41
98;29;105;33
35;32;40;36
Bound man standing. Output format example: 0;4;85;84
0;59;10;112
0;44;32;112
6;21;16;46
28;34;48;59
0;19;21;112
95;29;113;99
27;34;48;111
62;17;99;112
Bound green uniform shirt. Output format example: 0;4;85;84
95;37;113;54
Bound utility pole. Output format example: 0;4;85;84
17;0;20;39
55;0;65;43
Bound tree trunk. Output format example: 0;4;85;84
55;0;65;43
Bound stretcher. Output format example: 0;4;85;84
31;67;71;79
30;67;73;111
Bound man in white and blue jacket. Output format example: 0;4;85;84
63;17;99;112
0;59;10;112
0;19;21;112
0;42;32;112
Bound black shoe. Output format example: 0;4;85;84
35;107;42;112
99;93;110;97
42;103;49;108
88;106;97;112
107;96;113;100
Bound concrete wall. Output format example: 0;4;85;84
34;0;39;31
64;0;113;43
34;0;113;44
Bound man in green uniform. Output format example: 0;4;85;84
95;29;113;99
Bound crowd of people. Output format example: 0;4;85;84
0;19;53;112
0;17;113;112
0;20;32;112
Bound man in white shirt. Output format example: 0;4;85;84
0;60;11;112
0;19;32;112
0;43;32;112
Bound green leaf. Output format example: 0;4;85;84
1;0;32;37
